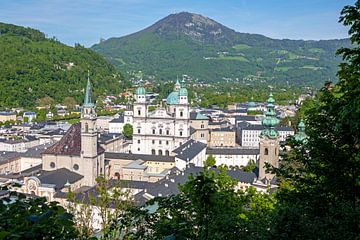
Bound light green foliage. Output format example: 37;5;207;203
204;154;216;168
122;123;133;139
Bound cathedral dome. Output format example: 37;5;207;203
136;87;146;95
179;87;188;96
166;91;179;105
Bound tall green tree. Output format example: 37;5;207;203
122;123;133;139
270;1;360;239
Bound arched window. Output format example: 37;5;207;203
165;150;169;156
158;150;163;156
264;148;269;155
159;129;163;135
151;149;156;155
115;172;120;180
275;148;277;156
84;123;88;133
166;129;170;135
180;111;183;117
152;129;156;134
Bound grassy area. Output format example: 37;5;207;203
67;118;80;124
274;66;293;72
217;55;249;62
232;44;252;50
309;48;325;53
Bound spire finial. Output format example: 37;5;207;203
84;70;92;106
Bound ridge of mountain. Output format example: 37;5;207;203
0;22;126;108
92;12;351;87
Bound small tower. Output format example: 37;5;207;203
134;86;147;118
174;78;181;92
81;73;98;158
294;119;308;143
258;92;280;181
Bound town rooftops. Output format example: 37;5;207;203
206;147;259;155
98;133;122;144
43;122;105;156
38;168;83;191
172;139;207;161
105;152;175;162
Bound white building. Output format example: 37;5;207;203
132;80;191;155
108;115;125;134
23;112;37;122
206;148;259;167
238;124;294;147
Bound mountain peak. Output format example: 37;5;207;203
143;12;236;44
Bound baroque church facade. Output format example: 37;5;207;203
131;80;191;155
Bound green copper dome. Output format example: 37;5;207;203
166;91;179;105
136;87;146;95
179;87;188;96
260;92;279;139
295;119;308;142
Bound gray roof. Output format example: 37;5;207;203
98;133;122;144
105;152;175;162
109;115;124;123
206;148;259;155
235;115;260;121
211;126;235;132
190;112;209;120
38;168;83;190
190;127;196;135
172;139;207;161
240;124;294;132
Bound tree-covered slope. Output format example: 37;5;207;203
92;12;351;87
0;22;125;108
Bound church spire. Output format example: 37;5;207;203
260;92;280;139
84;70;93;106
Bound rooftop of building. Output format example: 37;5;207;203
172;139;207;161
43;122;105;156
38;168;83;191
105;152;175;163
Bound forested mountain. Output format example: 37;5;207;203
92;12;351;87
0;22;125;108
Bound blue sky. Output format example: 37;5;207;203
0;0;354;47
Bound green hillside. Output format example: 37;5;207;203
92;12;351;87
0;22;125;108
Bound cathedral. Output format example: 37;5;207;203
131;80;191;155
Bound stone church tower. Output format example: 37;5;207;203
258;93;280;181
80;74;105;185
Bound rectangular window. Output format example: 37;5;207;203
166;141;169;145
137;140;140;144
166;130;170;135
180;131;183;136
152;140;155;144
201;124;204;129
137;129;140;134
180;111;183;117
152;129;155;134
159;140;162;145
138;110;141;115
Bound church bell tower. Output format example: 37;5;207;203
258;92;280;181
81;72;98;158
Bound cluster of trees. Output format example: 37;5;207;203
0;22;127;108
0;1;359;239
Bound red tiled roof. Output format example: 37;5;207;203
43;122;104;156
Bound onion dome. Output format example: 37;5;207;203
294;119;308;142
166;91;179;105
179;87;188;96
136;87;146;95
260;92;280;139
